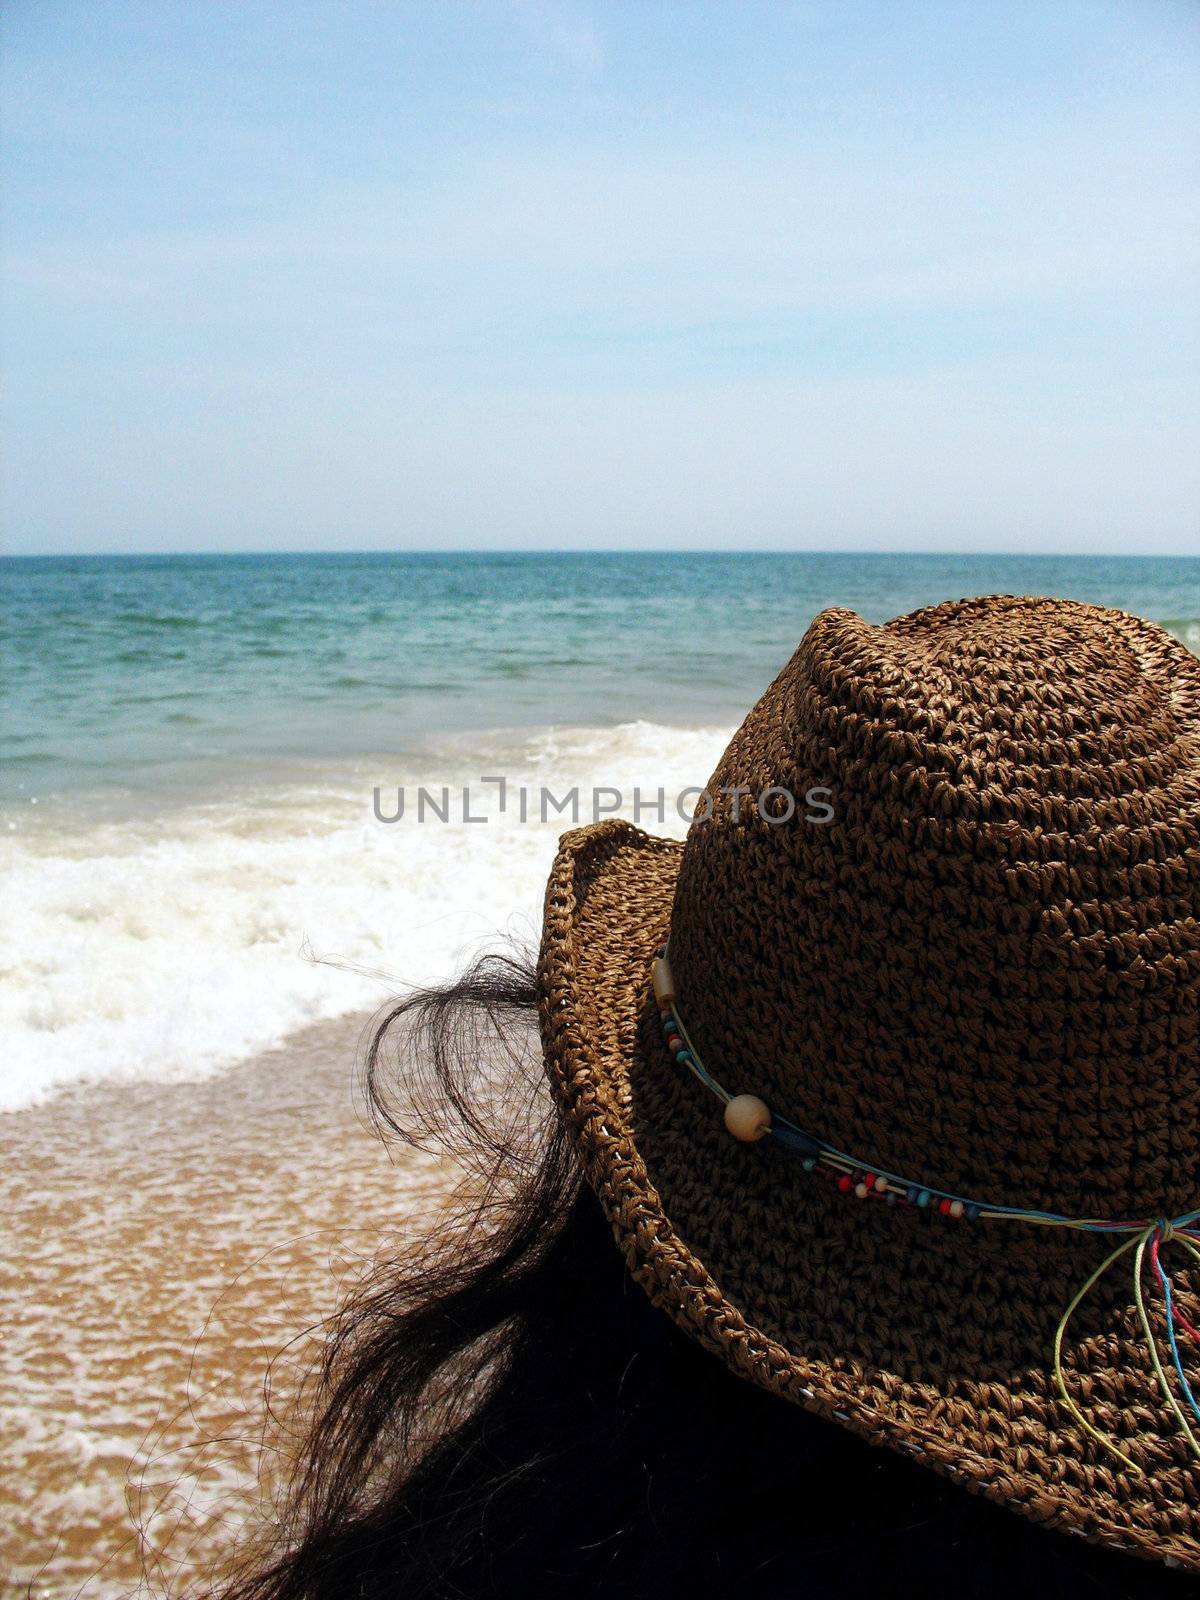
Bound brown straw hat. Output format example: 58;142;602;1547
536;595;1200;1571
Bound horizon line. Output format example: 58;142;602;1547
4;546;1198;562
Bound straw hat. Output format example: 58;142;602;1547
536;595;1200;1570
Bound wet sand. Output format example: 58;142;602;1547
2;1013;457;1599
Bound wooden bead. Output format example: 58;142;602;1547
723;1094;771;1142
652;957;676;1006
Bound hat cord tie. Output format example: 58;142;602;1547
653;945;1200;1477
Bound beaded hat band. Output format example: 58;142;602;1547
653;944;1200;1476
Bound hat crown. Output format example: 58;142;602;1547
668;596;1200;1218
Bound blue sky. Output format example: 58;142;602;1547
2;0;1198;555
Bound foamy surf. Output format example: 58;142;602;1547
0;721;732;1111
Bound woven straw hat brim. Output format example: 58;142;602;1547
538;819;1200;1572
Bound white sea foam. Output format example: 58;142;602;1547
0;721;732;1111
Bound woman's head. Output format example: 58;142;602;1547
218;954;1188;1600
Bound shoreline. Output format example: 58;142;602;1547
3;1010;457;1599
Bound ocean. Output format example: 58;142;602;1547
3;550;1198;1111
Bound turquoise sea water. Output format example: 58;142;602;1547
2;549;1198;1109
4;550;1199;809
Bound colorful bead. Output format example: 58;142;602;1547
666;1033;683;1052
854;1181;869;1199
837;1174;853;1194
874;1174;888;1192
949;1200;965;1219
917;1189;931;1208
723;1094;771;1142
803;1157;816;1172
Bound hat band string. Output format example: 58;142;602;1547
653;944;1200;1476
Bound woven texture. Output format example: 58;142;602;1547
537;595;1200;1569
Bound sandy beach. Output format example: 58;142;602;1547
2;1012;457;1600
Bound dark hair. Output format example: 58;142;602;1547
216;953;1185;1600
